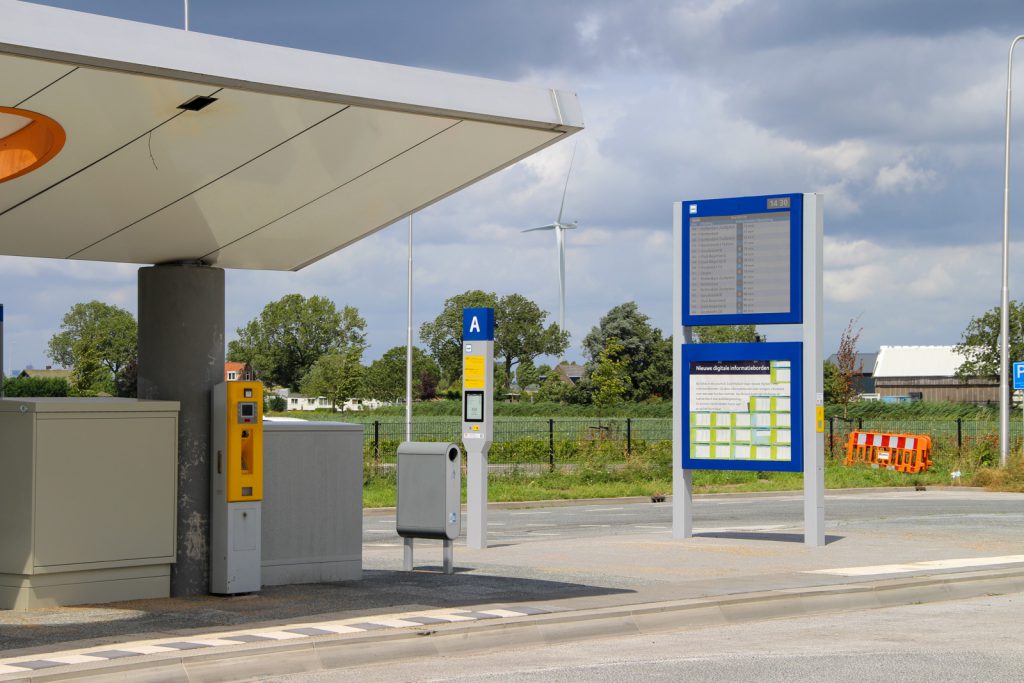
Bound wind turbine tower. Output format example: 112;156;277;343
522;146;578;333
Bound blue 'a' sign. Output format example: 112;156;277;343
463;308;494;341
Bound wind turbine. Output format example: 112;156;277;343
522;145;578;333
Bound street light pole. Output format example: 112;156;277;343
1000;36;1024;468
406;215;413;442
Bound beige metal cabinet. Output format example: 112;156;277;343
0;398;179;610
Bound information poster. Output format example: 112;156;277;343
682;342;802;472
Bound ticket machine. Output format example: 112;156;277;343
210;381;263;594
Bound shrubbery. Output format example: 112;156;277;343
2;376;69;397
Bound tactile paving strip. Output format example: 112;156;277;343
0;605;551;675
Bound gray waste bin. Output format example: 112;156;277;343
396;442;461;573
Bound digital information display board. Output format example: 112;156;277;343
682;342;803;473
683;194;802;326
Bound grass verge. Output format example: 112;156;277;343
362;453;975;508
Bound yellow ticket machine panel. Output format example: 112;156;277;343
223;381;263;502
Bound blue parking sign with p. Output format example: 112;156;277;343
1014;362;1024;390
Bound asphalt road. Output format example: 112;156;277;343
363;488;1024;546
265;592;1024;682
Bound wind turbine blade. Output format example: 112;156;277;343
556;142;577;225
522;224;558;233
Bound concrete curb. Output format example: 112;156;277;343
7;566;1022;683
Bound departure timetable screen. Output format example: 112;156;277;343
688;211;790;317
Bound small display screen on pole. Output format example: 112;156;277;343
464;391;484;422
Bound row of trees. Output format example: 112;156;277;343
52;293;939;410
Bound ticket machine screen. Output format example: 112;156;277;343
464;391;484;422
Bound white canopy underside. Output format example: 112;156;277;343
0;1;582;271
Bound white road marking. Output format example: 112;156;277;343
580;524;611;528
806;555;1024;577
695;524;791;533
526;523;555;527
35;655;109;665
479;609;531;618
510;511;551;515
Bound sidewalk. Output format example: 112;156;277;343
1;489;1022;681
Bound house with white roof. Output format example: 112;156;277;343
872;346;998;404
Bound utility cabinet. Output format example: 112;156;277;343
261;420;364;584
0;398;179;610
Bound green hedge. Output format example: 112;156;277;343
2;376;70;397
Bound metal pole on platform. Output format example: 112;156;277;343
406;215;413;442
1000;36;1024;468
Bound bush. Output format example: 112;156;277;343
973;454;1024;492
267;395;287;412
2;376;70;397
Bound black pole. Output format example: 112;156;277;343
548;418;555;471
858;417;863;430
373;420;380;469
626;418;632;456
957;417;963;452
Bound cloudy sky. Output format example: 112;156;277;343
5;0;1024;374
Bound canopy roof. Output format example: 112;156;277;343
0;1;582;270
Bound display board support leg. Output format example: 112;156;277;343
802;193;825;547
403;537;414;571
673;468;693;538
443;539;454;574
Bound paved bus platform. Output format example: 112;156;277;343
1;488;1022;681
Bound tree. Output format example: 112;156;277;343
590;338;630;411
47;301;137;390
363;346;442;403
300;352;364;411
228;294;366;390
493;293;569;390
834;317;864;418
114;359;138;398
536;372;571;403
582;302;671;401
955;301;1024;389
70;339;110;395
823;361;842;404
516;359;543;389
693;325;760;343
419;290;569;387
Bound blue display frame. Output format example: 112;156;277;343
682;193;802;326
681;341;803;473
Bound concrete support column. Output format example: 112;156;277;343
138;264;224;597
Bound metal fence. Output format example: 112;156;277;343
361;416;1017;473
824;416;1015;460
362;417;672;473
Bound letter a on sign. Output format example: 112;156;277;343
469;316;481;334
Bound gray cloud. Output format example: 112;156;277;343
11;0;1024;369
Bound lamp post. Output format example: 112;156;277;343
406;215;413;442
1000;36;1024;468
